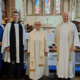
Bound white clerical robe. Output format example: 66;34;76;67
26;28;49;80
52;22;80;79
1;23;27;63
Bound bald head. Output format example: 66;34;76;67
62;12;70;22
34;21;41;30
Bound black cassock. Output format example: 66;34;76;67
5;21;24;77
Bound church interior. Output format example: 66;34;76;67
0;0;80;80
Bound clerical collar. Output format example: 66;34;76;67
12;21;19;24
63;21;69;24
34;28;42;32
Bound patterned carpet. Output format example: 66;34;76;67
0;73;80;80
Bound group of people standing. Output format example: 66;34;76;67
0;11;79;80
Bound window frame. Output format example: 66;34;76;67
26;0;64;16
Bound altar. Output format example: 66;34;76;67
25;32;80;65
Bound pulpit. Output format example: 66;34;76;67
72;20;80;39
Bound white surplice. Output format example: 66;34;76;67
1;23;27;63
52;22;80;79
26;28;49;80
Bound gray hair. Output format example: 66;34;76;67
34;21;41;25
63;11;71;18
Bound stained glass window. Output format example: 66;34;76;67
35;0;40;14
45;0;51;14
56;0;60;14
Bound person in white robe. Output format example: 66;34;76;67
26;21;49;80
52;12;80;80
1;11;27;80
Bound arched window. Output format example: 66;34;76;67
56;0;60;14
35;0;40;14
45;0;51;14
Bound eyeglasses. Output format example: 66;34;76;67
35;24;41;26
64;16;69;18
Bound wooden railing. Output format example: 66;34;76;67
49;49;80;53
25;49;80;53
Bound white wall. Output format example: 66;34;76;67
15;0;23;18
25;16;62;27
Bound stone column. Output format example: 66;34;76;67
0;0;2;24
